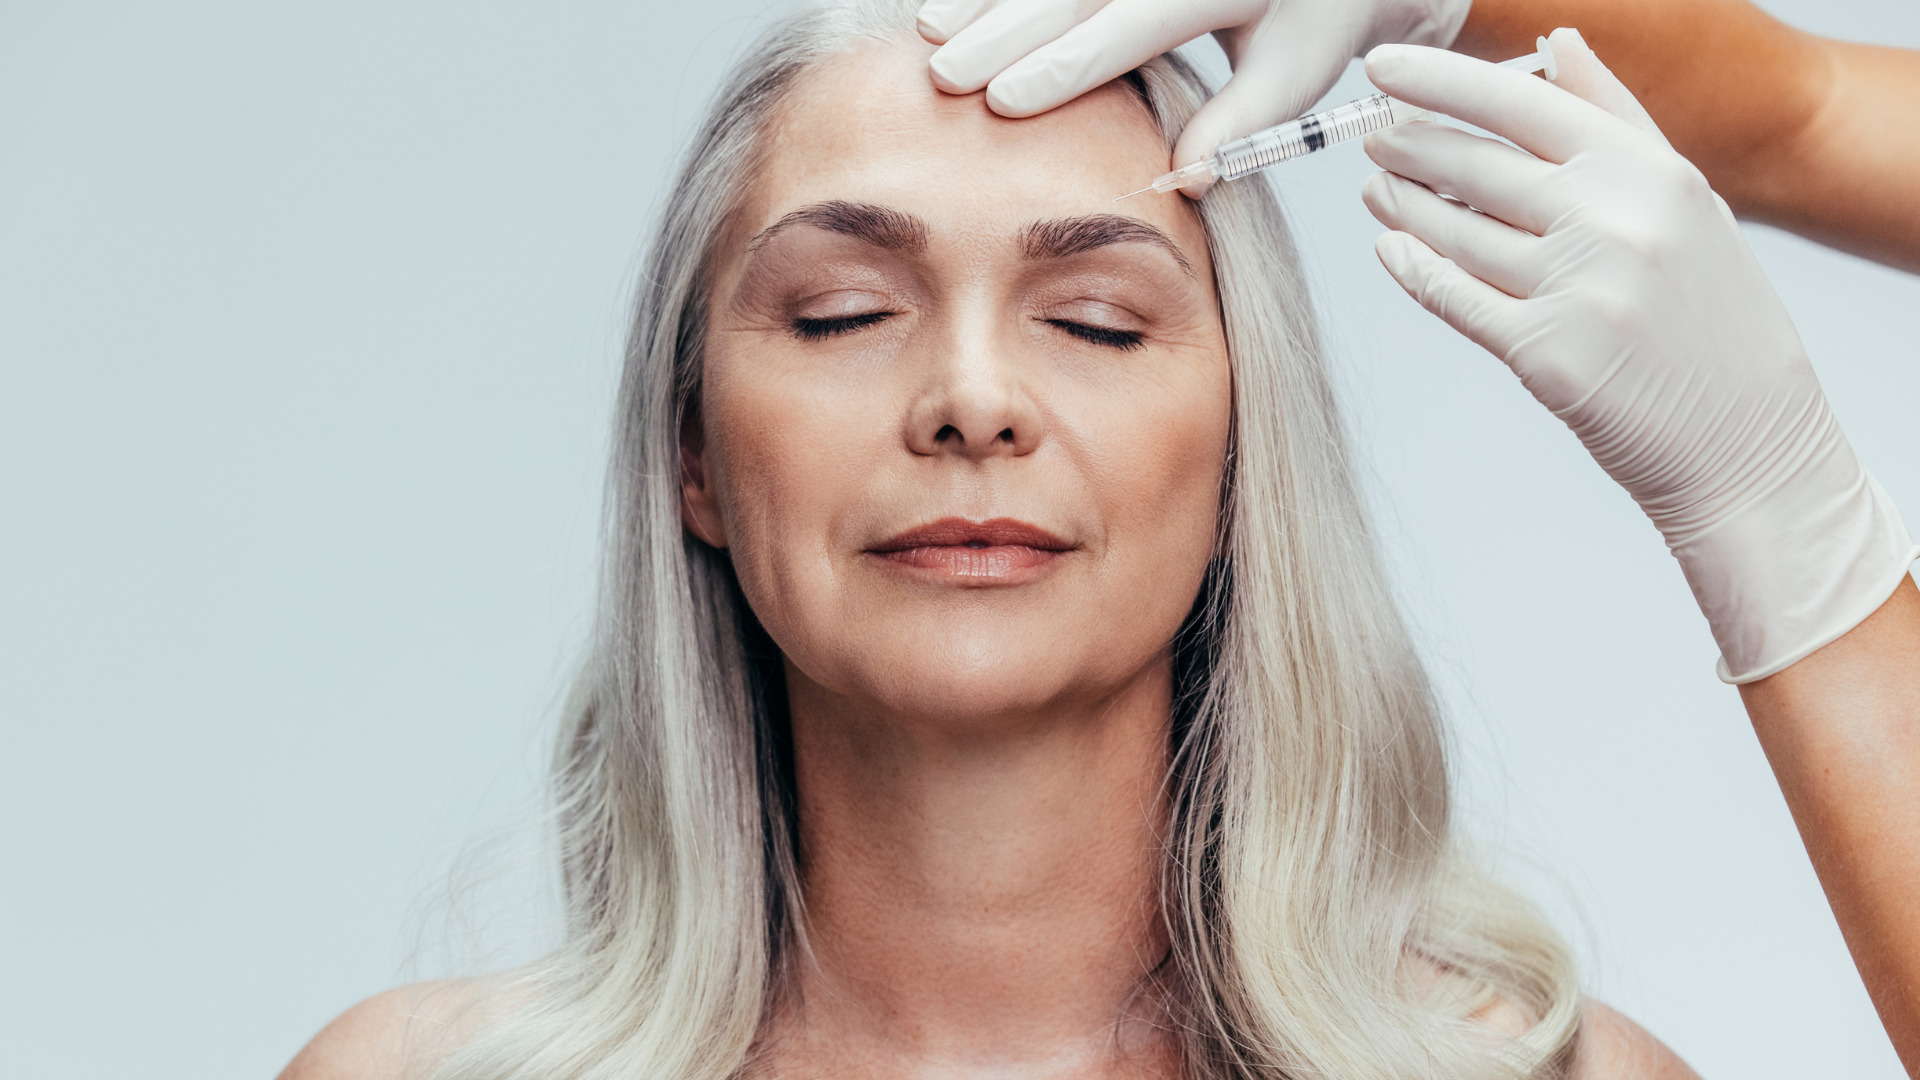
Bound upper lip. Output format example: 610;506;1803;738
868;517;1075;553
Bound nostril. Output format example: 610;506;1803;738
998;428;1014;443
935;424;959;443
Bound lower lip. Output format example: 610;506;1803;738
872;544;1068;580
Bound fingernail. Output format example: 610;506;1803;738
1364;43;1414;76
1549;26;1591;55
985;78;1036;117
1375;231;1410;275
1360;126;1400;163
1366;174;1406;219
928;48;979;94
916;0;954;38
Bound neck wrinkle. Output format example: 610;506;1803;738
767;650;1181;1077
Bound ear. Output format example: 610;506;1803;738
679;405;729;549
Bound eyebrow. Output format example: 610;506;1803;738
748;200;929;253
1022;214;1193;276
746;201;1192;276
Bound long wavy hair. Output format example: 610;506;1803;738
432;1;1583;1076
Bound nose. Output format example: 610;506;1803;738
904;331;1046;460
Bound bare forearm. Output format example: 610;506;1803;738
1739;575;1920;1075
1454;0;1920;272
1755;40;1920;273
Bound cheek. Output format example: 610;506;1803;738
1080;355;1233;563
699;346;887;619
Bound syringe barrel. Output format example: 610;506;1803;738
1210;94;1432;182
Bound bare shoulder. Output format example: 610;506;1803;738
1570;1000;1702;1080
1448;982;1699;1080
277;978;505;1080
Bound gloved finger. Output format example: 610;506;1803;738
1364;43;1645;164
1364;122;1560;235
984;0;1263;117
1362;171;1544;298
1543;26;1669;146
1375;230;1529;364
917;0;1011;45
1169;32;1353;194
929;0;1101;95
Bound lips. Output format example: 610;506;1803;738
867;517;1075;580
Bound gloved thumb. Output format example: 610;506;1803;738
1544;26;1669;146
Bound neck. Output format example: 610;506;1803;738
769;657;1179;1077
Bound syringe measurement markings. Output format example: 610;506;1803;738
1125;43;1552;200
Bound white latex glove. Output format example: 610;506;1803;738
1359;28;1918;683
915;0;1471;191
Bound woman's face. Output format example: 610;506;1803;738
688;37;1231;728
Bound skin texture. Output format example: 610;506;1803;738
1453;0;1920;273
690;38;1226;1080
1738;576;1920;1077
280;33;1702;1080
280;986;1702;1080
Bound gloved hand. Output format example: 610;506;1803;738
915;0;1472;191
1359;28;1918;682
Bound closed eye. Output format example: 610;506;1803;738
1045;319;1145;352
791;311;895;341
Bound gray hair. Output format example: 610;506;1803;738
433;1;1582;1077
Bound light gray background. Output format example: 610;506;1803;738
3;1;1916;1076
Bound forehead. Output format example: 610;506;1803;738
744;35;1205;257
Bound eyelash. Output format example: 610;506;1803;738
1046;319;1145;352
787;312;1145;352
791;311;894;341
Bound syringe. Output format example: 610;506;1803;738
1116;37;1558;200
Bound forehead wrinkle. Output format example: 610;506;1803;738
748;200;930;254
1021;215;1194;277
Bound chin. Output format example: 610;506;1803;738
806;619;1170;730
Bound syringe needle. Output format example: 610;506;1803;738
1115;162;1209;202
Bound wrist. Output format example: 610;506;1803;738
1666;442;1918;684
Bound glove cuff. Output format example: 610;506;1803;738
1673;460;1918;685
